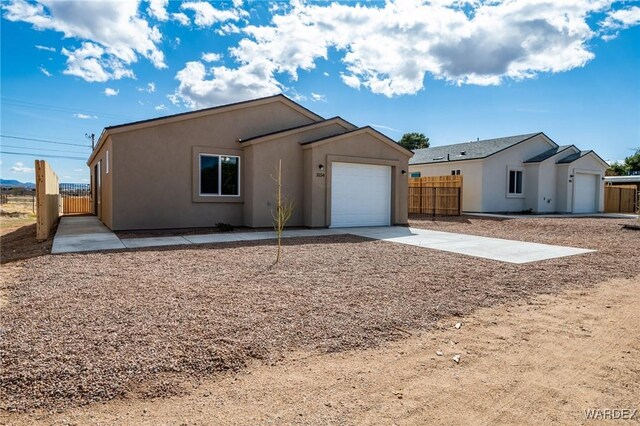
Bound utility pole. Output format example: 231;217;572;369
85;133;95;150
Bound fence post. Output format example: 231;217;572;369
432;187;437;220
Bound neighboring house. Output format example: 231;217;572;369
87;95;412;230
409;133;608;213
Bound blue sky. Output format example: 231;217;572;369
1;0;639;184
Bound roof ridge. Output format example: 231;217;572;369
413;132;541;152
239;116;351;143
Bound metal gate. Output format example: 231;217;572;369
59;183;91;215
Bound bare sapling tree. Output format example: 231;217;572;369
271;159;295;264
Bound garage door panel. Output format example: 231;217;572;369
573;173;597;213
331;162;391;227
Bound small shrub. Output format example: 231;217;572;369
215;222;234;232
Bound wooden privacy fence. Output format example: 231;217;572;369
60;183;91;214
408;175;463;216
605;185;638;213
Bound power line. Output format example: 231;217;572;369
2;97;145;121
1;151;87;161
2;131;92;144
1;135;91;148
1;144;88;154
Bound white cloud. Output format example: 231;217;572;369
104;87;119;96
172;0;638;103
180;1;242;27
201;52;222;62
73;168;84;172
323;72;330;77
138;82;156;93
62;42;134;82
147;0;168;21
39;66;52;77
310;92;326;102
171;12;190;26
35;44;55;52
171;60;281;109
10;162;34;173
4;0;166;82
600;6;640;40
155;104;167;111
73;113;98;119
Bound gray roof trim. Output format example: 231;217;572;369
556;150;609;168
301;126;414;156
524;145;573;163
410;132;548;165
239;116;354;144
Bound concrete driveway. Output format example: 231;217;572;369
52;216;594;264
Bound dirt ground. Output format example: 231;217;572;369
1;216;639;422
0;217;56;264
5;276;638;425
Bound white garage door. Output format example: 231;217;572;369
573;173;597;213
331;162;391;227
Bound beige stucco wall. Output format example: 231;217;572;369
303;132;411;227
408;160;484;212
99;102;317;230
244;122;352;228
88;137;113;229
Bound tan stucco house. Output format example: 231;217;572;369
87;95;412;230
409;133;608;213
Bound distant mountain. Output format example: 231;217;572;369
0;179;36;189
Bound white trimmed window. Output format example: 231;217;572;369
507;167;524;197
199;154;240;196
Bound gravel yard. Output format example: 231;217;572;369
1;217;639;412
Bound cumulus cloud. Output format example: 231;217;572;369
180;1;243;27
171;12;190;26
10;162;34;173
73;113;97;119
4;0;166;82
147;0;168;21
201;52;222;62
62;42;134;82
155;104;167;111
104;87;119;96
39;66;52;77
172;0;640;105
600;6;640;40
171;60;281;109
35;44;55;52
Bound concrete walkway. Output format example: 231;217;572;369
346;227;594;264
52;216;126;254
52;216;595;263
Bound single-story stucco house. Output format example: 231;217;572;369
409;132;608;213
87;95;413;231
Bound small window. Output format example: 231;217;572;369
508;168;524;196
200;154;240;196
451;169;460;175
106;150;109;174
410;172;421;178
